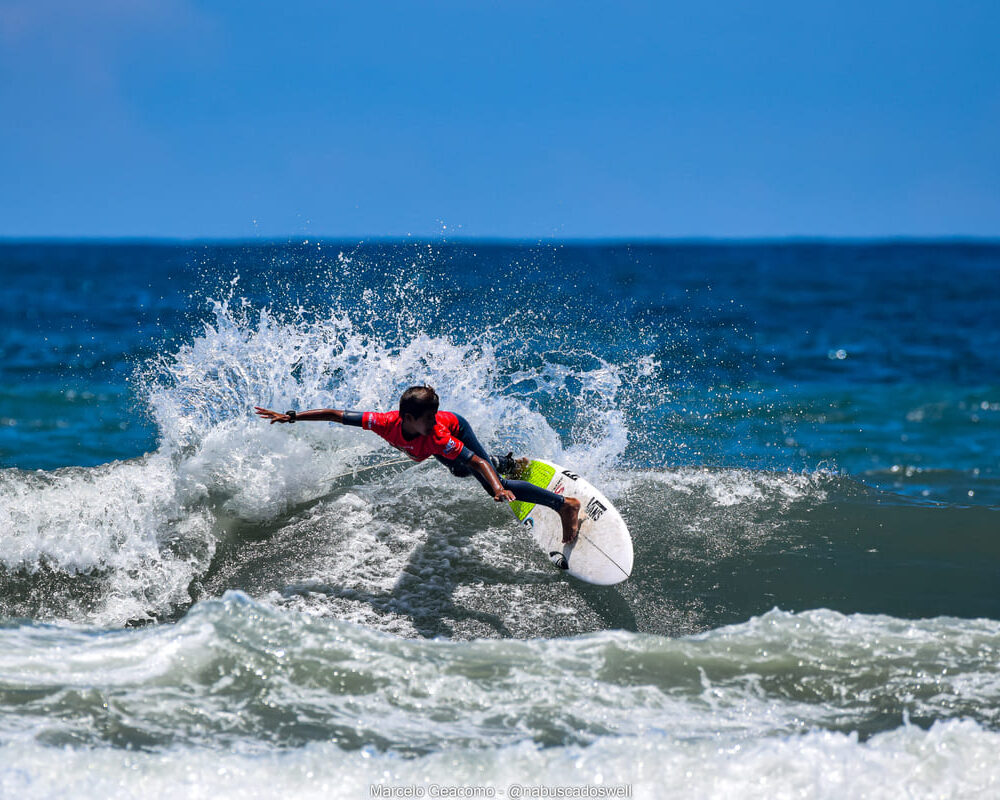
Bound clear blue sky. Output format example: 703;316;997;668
1;0;998;239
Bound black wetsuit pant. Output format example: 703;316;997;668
434;414;565;512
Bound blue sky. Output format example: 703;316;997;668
1;0;998;239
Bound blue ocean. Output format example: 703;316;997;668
1;241;998;798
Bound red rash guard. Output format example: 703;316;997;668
362;411;466;462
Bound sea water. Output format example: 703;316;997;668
0;241;998;798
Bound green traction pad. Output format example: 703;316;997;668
508;460;556;522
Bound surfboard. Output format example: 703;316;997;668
508;459;633;585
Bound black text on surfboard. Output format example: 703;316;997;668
585;497;607;521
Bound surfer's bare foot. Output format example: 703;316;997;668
559;497;581;544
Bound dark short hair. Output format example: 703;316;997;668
399;385;439;418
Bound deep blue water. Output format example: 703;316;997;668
0;241;998;797
3;241;998;498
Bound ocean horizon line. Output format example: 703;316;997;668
2;234;1000;248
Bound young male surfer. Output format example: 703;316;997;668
254;385;581;543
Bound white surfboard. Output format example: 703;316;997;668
508;459;633;585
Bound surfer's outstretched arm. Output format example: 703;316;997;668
253;407;364;425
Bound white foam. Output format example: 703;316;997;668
1;720;997;800
143;296;633;483
0;455;214;624
1;596;999;798
639;466;830;507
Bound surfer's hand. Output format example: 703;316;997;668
494;489;516;502
254;407;290;424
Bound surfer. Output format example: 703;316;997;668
254;385;582;543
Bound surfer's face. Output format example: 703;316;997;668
402;410;437;437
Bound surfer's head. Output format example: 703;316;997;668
399;385;439;436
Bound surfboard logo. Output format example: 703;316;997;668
561;470;580;481
585;497;607;521
548;551;569;570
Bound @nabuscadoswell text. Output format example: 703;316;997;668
370;784;632;798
